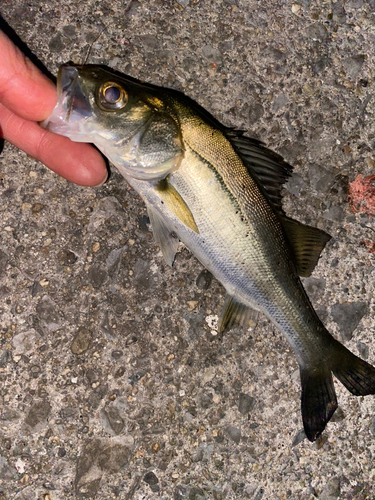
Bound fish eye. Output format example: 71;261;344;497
104;85;121;103
97;82;127;111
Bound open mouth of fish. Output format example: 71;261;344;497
42;64;93;138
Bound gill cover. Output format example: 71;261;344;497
108;110;185;181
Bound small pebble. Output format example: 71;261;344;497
144;471;159;485
71;328;92;355
238;393;255;415
225;425;241;444
291;3;301;13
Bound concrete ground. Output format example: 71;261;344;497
1;0;375;498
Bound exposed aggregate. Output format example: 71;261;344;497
1;0;375;498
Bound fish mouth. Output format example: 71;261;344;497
42;64;93;137
57;64;92;119
58;64;79;97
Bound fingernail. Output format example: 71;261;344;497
93;172;109;187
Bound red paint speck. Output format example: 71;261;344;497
349;174;375;216
360;239;375;254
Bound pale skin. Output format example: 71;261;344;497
0;30;107;186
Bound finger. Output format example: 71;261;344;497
0;103;108;186
0;30;56;122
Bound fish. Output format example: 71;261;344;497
42;63;375;441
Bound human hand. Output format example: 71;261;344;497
0;30;107;186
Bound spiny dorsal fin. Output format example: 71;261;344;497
280;216;331;277
226;131;293;211
219;294;258;334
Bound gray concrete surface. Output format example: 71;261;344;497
1;0;375;498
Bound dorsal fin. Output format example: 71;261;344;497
226;130;293;211
280;216;331;277
225;130;330;276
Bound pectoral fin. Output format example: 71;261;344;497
154;179;199;234
147;207;180;267
219;294;258;333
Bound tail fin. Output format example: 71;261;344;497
300;365;337;442
332;342;375;396
300;339;375;442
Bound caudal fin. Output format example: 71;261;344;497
300;365;338;442
300;339;375;442
332;342;375;396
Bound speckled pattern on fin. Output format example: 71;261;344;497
147;207;180;266
218;294;259;333
154;179;199;234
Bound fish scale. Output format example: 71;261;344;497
43;63;375;442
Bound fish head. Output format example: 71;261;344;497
43;64;184;180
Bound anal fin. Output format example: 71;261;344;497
219;294;259;334
147;207;180;267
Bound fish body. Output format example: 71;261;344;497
43;64;375;441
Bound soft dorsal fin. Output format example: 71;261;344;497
226;130;293;211
280;216;331;277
